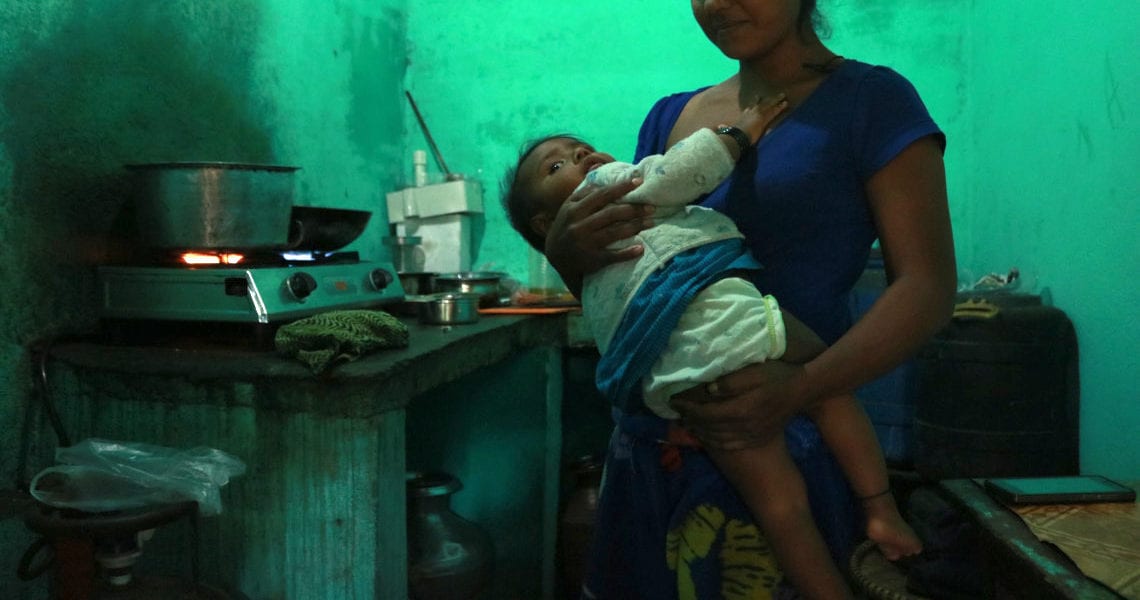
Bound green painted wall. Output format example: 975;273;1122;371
962;1;1139;480
0;1;407;596
1;0;1137;595
405;1;1140;480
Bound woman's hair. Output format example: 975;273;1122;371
500;133;586;253
799;0;829;39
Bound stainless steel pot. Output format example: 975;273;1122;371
127;162;299;250
416;292;481;325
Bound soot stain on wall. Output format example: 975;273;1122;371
0;1;274;342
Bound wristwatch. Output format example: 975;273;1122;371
716;126;752;159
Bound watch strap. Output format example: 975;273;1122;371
716;126;752;159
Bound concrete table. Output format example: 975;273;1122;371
45;314;567;599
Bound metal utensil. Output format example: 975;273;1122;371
416;292;480;325
432;272;507;307
288;206;372;252
404;90;451;177
127;162;299;250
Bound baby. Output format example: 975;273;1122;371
503;94;922;598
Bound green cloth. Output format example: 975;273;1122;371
275;309;409;373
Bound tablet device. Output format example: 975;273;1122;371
984;475;1136;505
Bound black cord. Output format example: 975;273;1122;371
802;55;845;74
34;339;72;448
15;337;75;491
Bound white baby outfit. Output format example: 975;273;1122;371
578;128;787;418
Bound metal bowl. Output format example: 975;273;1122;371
432;272;507;307
416;292;481;325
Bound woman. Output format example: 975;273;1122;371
545;1;956;598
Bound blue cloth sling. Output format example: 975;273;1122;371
595;238;761;413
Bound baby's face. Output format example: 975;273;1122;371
520;137;615;231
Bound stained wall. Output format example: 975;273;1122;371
0;1;407;596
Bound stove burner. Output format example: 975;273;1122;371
140;249;364;269
182;252;246;265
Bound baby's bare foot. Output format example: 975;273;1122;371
863;494;923;561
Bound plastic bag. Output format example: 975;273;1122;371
30;438;246;516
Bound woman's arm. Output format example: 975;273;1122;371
543;177;654;297
544;96;786;296
809;135;957;395
670;136;956;449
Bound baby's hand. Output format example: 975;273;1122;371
734;93;789;145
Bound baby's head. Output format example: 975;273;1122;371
502;134;615;252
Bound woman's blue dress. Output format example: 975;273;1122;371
582;60;944;600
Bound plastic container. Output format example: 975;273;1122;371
528;248;569;297
912;299;1079;480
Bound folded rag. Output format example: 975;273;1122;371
275;309;409;373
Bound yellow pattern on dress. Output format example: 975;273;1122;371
666;504;783;600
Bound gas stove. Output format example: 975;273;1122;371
98;251;404;324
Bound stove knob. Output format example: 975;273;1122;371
368;268;395;291
286;272;318;301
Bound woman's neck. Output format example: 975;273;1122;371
734;35;837;108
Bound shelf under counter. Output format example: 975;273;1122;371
42;313;569;600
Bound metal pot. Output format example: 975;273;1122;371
416;292;481;325
127;162;299;250
432;272;507;307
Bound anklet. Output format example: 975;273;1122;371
858;488;893;501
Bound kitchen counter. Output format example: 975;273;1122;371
50;314;566;416
44;313;569;600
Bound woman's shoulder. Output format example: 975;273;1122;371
832;59;927;100
651;86;710;107
636;87;711;160
828;60;945;168
644;87;710;127
820;60;938;126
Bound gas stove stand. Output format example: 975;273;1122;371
97;259;404;350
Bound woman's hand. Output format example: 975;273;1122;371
544;177;654;296
669;360;819;450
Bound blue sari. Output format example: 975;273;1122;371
583;60;943;599
583;244;859;600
